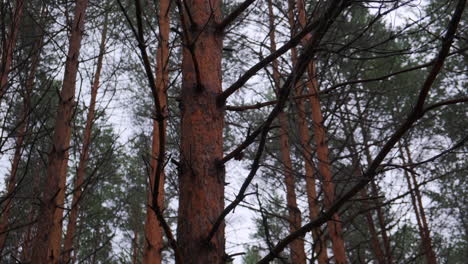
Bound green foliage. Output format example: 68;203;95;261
242;246;261;264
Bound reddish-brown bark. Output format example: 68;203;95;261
258;0;465;261
176;0;225;262
142;1;169;262
307;62;348;264
61;15;108;264
288;0;346;262
267;1;306;262
31;1;89;263
291;0;348;261
285;1;330;263
0;0;24;103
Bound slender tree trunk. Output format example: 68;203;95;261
0;29;42;258
62;15;108;264
0;0;24;103
31;1;89;263
266;1;307;263
400;142;437;264
267;1;307;262
302;30;348;264
177;0;225;262
142;0;169;263
308;73;347;263
291;0;348;262
285;1;329;263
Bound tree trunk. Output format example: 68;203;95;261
0;28;42;259
290;0;348;262
142;0;169;263
400;142;437;264
0;0;24;103
31;0;89;263
307;62;347;264
177;1;225;263
285;1;330;263
267;1;306;263
62;14;108;264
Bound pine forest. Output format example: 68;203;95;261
0;0;466;263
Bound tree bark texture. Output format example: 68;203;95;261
177;0;225;263
31;0;89;263
286;1;331;263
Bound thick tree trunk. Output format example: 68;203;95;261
400;142;437;264
142;0;169;263
0;0;24;103
62;15;108;264
177;1;225;263
0;29;42;259
31;1;89;263
267;1;306;263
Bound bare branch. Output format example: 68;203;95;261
258;0;466;261
217;0;352;107
217;0;257;31
221;0;351;164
